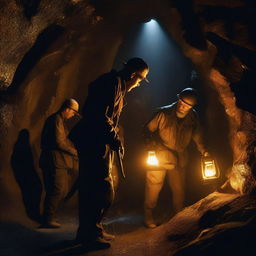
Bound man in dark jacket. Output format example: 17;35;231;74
143;88;208;228
39;98;79;228
70;57;149;249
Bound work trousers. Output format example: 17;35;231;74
42;167;68;222
76;145;114;243
144;168;185;213
144;149;186;213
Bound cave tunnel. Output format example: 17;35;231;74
1;0;256;256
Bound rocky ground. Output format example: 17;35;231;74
3;191;256;256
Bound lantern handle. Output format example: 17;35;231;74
203;151;210;157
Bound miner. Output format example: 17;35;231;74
39;98;80;228
70;57;149;249
143;88;209;228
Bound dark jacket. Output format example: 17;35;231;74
39;112;77;169
70;70;126;151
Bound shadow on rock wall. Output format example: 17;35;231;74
8;24;65;94
230;68;256;116
11;129;42;222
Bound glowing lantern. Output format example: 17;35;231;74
201;156;220;180
147;151;159;166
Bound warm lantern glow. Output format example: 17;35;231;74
201;156;220;180
147;151;159;166
204;162;216;177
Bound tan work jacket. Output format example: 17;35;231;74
39;112;78;169
144;102;206;168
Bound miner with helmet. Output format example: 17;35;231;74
39;98;80;228
143;88;209;228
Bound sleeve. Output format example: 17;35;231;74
55;116;77;156
192;113;207;155
101;79;120;146
147;111;165;132
85;75;121;147
142;111;164;148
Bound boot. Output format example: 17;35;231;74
144;208;157;228
100;231;115;241
40;220;61;228
82;237;111;251
40;213;61;228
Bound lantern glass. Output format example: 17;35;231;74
201;157;219;180
147;151;159;166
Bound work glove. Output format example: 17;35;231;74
119;143;125;158
202;151;210;157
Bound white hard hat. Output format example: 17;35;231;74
61;98;80;115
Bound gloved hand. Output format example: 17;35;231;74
119;143;125;158
73;154;79;161
202;151;210;157
144;139;157;151
69;148;78;157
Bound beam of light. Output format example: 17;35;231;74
114;19;192;108
103;215;143;225
144;19;159;30
113;19;193;199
